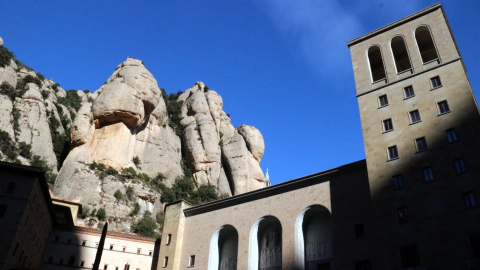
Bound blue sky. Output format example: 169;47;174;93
1;1;478;184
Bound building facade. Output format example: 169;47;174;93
41;226;158;270
348;3;480;269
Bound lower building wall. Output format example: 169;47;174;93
41;227;156;270
178;178;333;269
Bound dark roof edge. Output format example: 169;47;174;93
346;3;442;47
183;159;366;217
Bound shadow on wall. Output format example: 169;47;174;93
329;99;480;269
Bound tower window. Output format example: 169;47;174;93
6;182;16;194
355;260;371;270
470;234;480;257
368;46;387;82
391;36;412;73
403;86;415;98
387;146;399;160
166;234;172;245
430;76;442;88
454;158;467;174
422;167;434;182
445;128;459;143
0;205;6;218
392;175;404;189
409;110;421;123
437;100;450;114
163;257;168;268
415;25;439;63
464;192;477;209
188;255;195;267
415;137;428;152
382;119;393;132
378;94;389;107
400;244;421;267
398;206;408;222
355;224;365;238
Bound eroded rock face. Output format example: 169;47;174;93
54;58;183;230
1;53;266;233
179;82;265;195
238;125;265;162
93;58;161;130
0;60;17;88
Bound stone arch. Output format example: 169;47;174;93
208;225;239;270
295;205;332;270
390;35;412;73
415;25;439;63
367;45;387;82
249;216;282;270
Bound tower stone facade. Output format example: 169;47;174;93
347;3;480;269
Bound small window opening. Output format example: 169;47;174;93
415;137;428;152
188;255;195;267
388;146;399;160
166;234;172;245
398;206;408;222
400;244;421;267
378;94;389;107
392;175;404;189
382;119;393;132
69;256;75;266
403;86;415;98
438;100;450;114
431;76;442;88
454;158;467;174
368;46;387;82
409;110;421;123
464;192;477;209
391;36;412;73
355;260;371;270
415;26;439;63
163;257;168;268
422;167;434;182
445;128;459;143
355;224;365;238
0;205;6;218
6;182;16;194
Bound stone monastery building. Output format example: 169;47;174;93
1;3;480;270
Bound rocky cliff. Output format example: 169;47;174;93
0;39;265;233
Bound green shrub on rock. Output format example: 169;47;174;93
114;190;123;201
96;208;106;220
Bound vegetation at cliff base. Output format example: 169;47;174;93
131;211;159;238
161;89;183;136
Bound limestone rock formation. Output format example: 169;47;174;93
179;82;265;195
92;57;161;130
0;46;266;233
